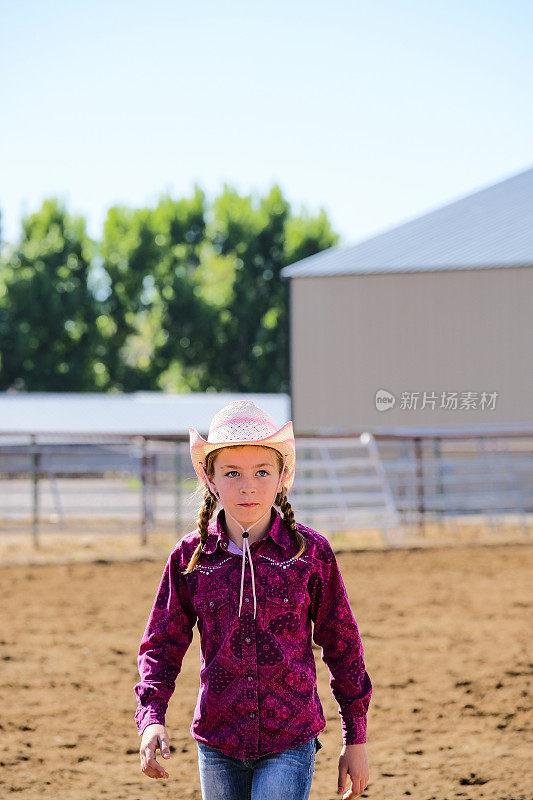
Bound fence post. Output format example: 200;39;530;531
434;437;444;533
140;437;148;546
30;435;40;549
149;453;157;530
414;437;425;536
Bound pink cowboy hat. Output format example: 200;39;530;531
189;400;296;492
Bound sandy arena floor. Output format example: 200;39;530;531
0;538;531;800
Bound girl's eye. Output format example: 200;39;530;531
223;469;271;477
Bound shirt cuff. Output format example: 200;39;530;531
135;704;166;736
341;715;367;745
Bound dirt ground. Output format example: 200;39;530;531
0;538;531;800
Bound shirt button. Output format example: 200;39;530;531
284;598;288;603
249;712;255;719
245;637;251;644
244;597;250;602
247;676;253;681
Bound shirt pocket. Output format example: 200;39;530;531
195;588;231;640
262;592;291;626
261;586;309;633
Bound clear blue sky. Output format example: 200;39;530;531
1;0;532;248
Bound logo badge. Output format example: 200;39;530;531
375;389;396;411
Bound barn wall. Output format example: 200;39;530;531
290;267;533;431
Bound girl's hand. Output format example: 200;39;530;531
139;723;171;779
337;742;369;798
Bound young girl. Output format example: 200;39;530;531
134;400;372;799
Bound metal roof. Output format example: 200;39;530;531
281;166;533;278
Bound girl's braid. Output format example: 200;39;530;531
198;488;217;541
277;487;307;559
182;488;217;574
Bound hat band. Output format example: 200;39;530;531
208;424;278;443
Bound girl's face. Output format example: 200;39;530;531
211;445;282;529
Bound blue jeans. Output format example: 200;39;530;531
196;736;323;800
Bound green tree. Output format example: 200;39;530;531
97;186;208;391
0;185;338;394
0;199;100;391
154;184;338;392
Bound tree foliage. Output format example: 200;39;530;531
0;186;338;393
0;200;100;390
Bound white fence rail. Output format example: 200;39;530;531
290;435;401;544
1;429;532;546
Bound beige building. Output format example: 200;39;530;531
281;167;533;433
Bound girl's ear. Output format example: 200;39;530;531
209;464;216;489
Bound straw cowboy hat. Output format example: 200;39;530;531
189;400;296;492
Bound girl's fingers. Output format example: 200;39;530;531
159;735;171;758
337;765;347;793
143;761;168;779
342;777;363;799
147;755;168;777
145;766;161;779
140;744;169;779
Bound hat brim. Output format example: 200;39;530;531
189;421;295;492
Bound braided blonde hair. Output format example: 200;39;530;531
182;446;306;574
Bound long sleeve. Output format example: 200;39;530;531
309;540;372;744
134;548;197;736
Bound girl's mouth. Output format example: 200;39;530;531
238;503;259;507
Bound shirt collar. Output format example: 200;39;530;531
201;508;290;554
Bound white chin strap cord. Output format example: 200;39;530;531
199;455;287;619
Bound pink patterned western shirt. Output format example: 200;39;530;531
134;509;372;758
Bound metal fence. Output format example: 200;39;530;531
374;431;533;534
0;435;192;545
1;429;532;546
